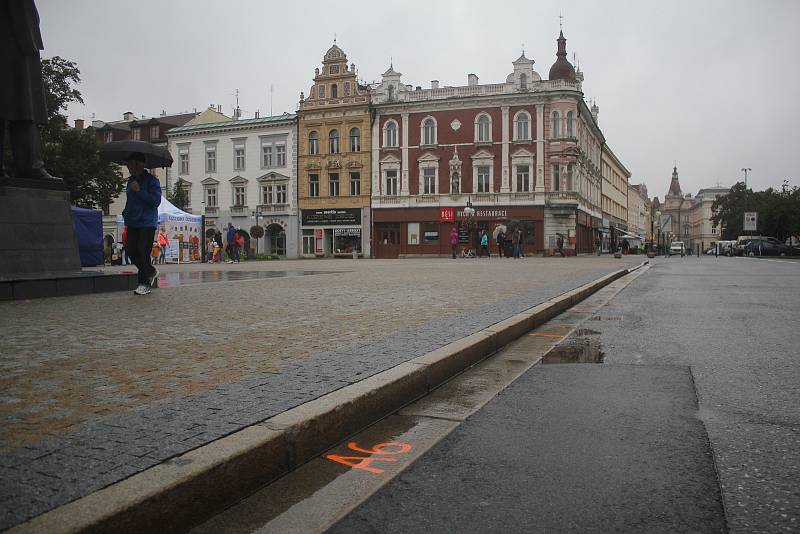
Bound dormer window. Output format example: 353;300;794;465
319;85;326;98
520;73;527;90
330;65;339;74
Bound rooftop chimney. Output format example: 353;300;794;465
468;73;478;86
255;110;260;119
431;80;439;89
73;119;84;130
123;111;135;120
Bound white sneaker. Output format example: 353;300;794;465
134;284;151;295
148;267;159;288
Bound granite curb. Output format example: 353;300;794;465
10;262;646;534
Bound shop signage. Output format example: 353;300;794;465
743;212;757;231
455;208;508;219
302;208;361;226
457;222;471;244
440;207;455;222
334;228;361;237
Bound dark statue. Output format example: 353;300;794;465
0;0;57;180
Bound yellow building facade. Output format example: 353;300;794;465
600;145;630;251
297;44;372;257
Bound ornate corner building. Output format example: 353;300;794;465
369;31;609;258
297;44;372;257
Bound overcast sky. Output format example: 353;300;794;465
38;0;799;198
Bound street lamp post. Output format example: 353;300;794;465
655;210;662;255
251;209;263;255
741;167;751;237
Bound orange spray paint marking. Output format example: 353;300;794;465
325;441;413;474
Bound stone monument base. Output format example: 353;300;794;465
0;179;137;299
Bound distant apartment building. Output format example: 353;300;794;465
600;145;630;252
166;107;300;258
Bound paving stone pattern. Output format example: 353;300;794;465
0;257;639;529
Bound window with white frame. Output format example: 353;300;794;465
329;173;340;196
552;165;560;191
150;125;159;139
385;170;398;195
477;166;491;193
329;129;340;154
276;144;286;166
384;121;398;147
423;167;436;194
520;73;527;90
234;141;246;171
309;174;319;197
205;144;216;173
262;145;273;167
476;113;491;142
263;185;273;204
179;147;189;174
516;165;530;192
350;172;360;196
132;128;141;141
349;128;360;152
514;111;530;141
422;118;436;145
566;163;573;190
233;185;246;206
308;131;319;155
276;184;287;204
551;110;560;138
566;111;575;137
105;131;113;143
205;186;217;207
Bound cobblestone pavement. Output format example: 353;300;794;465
0;255;640;529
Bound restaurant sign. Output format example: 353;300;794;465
302;208;361;226
455;208;508;219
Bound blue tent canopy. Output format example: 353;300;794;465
71;206;104;267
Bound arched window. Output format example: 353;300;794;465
422;118;436;145
514;111;530;141
329;129;340;154
308;131;319;155
475;113;491;142
349;128;361;152
551;110;560;138
566;111;574;138
331;84;338;98
520;73;527;90
384;121;398;147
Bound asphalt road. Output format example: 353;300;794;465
331;256;800;533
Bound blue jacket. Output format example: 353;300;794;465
122;171;162;228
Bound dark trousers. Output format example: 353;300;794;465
126;226;156;285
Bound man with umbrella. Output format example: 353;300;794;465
121;153;162;295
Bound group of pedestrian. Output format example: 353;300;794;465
449;225;525;259
206;223;244;263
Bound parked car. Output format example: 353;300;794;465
669;241;685;257
743;239;794;257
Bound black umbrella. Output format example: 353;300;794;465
99;140;174;168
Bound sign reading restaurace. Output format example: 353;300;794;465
302;208;361;226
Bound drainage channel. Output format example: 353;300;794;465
190;267;648;534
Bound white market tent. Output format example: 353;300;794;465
116;196;203;263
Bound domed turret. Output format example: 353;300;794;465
548;30;576;81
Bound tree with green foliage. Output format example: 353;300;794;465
712;180;800;241
168;179;190;211
27;56;125;210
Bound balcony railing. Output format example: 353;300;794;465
204;206;218;217
230;205;248;216
256;203;290;213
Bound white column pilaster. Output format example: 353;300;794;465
401;112;409;195
501;106;510;193
535;104;545;192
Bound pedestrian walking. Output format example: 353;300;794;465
157;228;169;264
226;222;236;263
496;230;505;257
121;152;161;295
450;227;458;259
233;230;245;263
595;237;601;256
556;236;566;257
512;227;521;259
151;241;160;265
480;229;490;258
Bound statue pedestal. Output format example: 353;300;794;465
0;179;138;299
0;180;82;277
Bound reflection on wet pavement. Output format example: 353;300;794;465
143;270;339;288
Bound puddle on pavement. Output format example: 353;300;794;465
542;328;605;364
138;270;339;288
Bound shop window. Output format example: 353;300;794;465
422;222;439;243
408;222;420;245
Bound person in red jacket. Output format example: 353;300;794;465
157;228;169;264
